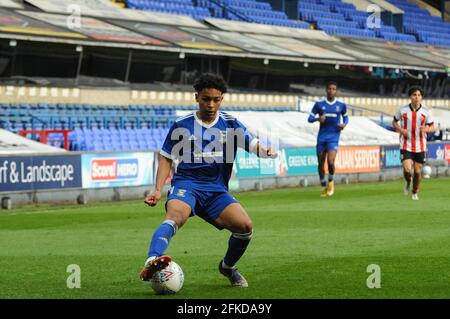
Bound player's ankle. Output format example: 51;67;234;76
144;256;157;266
221;260;236;270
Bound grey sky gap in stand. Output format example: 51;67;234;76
18;10;171;46
350;39;443;68
111;21;241;51
181;27;300;56
247;33;355;60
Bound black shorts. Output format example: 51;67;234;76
400;150;426;164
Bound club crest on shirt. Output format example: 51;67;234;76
336;106;340;112
176;189;187;197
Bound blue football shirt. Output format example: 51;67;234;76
160;111;258;192
308;99;349;141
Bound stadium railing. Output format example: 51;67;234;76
18;129;71;150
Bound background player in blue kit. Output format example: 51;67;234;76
140;73;277;288
308;82;348;197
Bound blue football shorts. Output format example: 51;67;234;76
316;140;339;154
166;184;238;230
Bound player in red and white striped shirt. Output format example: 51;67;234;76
392;87;436;200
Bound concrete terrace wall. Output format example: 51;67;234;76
0;85;448;114
0;86;297;108
300;95;450;115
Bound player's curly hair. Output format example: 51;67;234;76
326;81;338;88
193;73;228;94
408;86;424;97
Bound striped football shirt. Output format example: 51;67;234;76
394;104;434;153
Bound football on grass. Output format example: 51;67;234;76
150;261;184;294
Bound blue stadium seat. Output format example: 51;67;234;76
2;101;295;151
386;0;450;47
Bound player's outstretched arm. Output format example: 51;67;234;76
307;113;317;123
308;103;325;124
144;154;173;207
339;112;349;130
308;113;325;124
255;142;278;159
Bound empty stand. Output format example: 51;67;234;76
299;0;417;43
388;0;450;47
121;0;450;47
0;103;295;152
125;0;310;28
126;0;211;20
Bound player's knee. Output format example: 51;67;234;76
165;211;189;229
166;202;191;229
327;159;335;166
236;221;253;235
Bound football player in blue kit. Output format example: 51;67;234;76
140;73;277;288
308;82;348;197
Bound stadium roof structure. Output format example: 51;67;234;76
0;1;448;72
0;129;66;154
0;0;23;9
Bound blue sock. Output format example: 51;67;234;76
223;231;252;268
147;220;177;258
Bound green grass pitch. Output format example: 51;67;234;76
1;178;449;299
